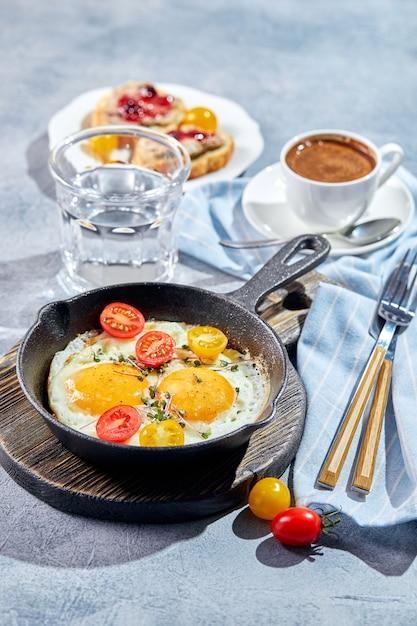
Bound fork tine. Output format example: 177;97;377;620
403;277;417;318
381;249;417;312
382;250;410;303
396;251;417;309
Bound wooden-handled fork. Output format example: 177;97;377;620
316;250;417;490
350;336;395;493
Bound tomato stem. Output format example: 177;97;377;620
320;509;342;535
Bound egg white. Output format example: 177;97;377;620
47;320;269;445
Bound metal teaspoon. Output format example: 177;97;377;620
219;217;401;249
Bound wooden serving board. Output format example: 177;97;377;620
0;269;332;523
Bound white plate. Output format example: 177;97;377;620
47;84;264;192
242;162;415;256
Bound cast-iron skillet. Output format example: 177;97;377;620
17;234;330;469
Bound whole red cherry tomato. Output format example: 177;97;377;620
271;507;322;546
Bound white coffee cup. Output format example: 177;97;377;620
280;129;404;232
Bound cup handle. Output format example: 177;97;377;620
377;143;404;187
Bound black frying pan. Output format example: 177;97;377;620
17;234;329;469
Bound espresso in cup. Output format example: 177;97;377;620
280;129;404;233
285;134;377;183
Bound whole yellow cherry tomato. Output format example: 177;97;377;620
187;326;228;361
183;107;218;132
139;419;185;447
248;477;291;520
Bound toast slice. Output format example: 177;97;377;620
132;127;234;180
91;81;187;132
173;128;234;179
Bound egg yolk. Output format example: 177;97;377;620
157;368;235;423
65;362;148;416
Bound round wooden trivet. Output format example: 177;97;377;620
0;345;305;523
0;270;332;522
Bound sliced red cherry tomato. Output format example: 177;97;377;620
187;325;228;362
271;507;322;546
96;405;142;443
100;302;145;339
248;477;291;520
139;419;185;447
135;330;176;367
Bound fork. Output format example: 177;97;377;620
316;250;417;490
350;259;409;493
350;335;396;493
352;251;417;492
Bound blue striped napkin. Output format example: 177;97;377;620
293;168;417;527
178;179;273;281
294;280;417;527
178;167;417;526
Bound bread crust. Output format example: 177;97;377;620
187;132;234;179
131;131;234;180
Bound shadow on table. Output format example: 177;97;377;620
232;507;417;576
0;468;223;568
0;252;68;345
27;132;55;201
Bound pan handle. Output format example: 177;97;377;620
226;234;330;313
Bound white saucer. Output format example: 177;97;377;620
242;162;415;256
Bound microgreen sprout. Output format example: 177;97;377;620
92;348;104;362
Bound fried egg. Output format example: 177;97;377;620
158;368;236;424
47;320;269;445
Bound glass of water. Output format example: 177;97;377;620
49;125;191;293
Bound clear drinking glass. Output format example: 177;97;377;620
49;125;191;293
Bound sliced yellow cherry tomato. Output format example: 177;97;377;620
87;134;119;162
248;477;291;520
139;419;185;447
183;107;218;132
187;325;228;362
